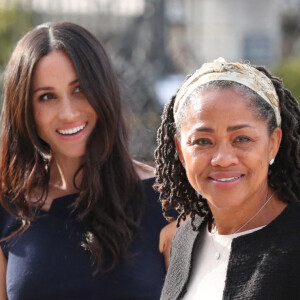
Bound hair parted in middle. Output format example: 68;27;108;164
154;65;300;231
0;22;143;270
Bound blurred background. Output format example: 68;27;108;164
0;0;300;161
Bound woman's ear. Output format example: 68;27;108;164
269;127;282;161
174;135;185;168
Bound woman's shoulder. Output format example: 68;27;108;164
159;221;180;269
0;202;17;233
170;216;202;250
133;160;155;180
161;217;202;300
133;160;158;204
0;202;20;256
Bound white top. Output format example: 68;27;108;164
183;224;264;300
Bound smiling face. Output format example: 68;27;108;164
32;50;98;163
175;88;282;212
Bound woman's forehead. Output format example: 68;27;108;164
181;88;261;128
188;87;250;111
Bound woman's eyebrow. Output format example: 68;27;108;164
32;86;54;94
194;124;254;133
227;124;254;131
68;79;78;86
32;79;78;94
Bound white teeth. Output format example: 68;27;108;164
58;123;86;135
215;176;240;182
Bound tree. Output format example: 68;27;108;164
0;4;33;65
276;56;300;104
0;3;33;99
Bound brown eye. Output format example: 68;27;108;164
195;138;212;146
234;136;251;143
74;86;83;93
39;93;55;101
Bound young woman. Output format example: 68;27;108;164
0;22;173;300
154;58;300;299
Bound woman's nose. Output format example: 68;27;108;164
211;142;239;167
58;96;80;121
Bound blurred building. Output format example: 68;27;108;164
165;0;300;72
3;0;300;74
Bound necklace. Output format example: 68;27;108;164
210;191;275;260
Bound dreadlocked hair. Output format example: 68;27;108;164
154;66;300;231
154;93;212;231
256;66;300;204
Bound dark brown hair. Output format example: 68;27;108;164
154;66;300;230
0;22;143;269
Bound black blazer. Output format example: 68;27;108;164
161;203;300;300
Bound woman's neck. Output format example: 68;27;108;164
49;156;82;194
33;156;82;211
209;190;287;235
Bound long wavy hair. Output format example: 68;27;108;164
0;22;143;269
154;66;300;230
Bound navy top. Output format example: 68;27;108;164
0;178;169;300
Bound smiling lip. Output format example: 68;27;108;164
56;122;89;141
57;122;87;136
213;176;242;182
209;172;245;185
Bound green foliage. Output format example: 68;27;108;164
275;56;300;104
0;4;33;67
0;3;33;102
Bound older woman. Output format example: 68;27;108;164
154;58;300;299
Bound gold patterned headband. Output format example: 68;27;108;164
173;57;281;126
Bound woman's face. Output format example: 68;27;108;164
32;50;98;162
175;88;282;211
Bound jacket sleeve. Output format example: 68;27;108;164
160;217;202;300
